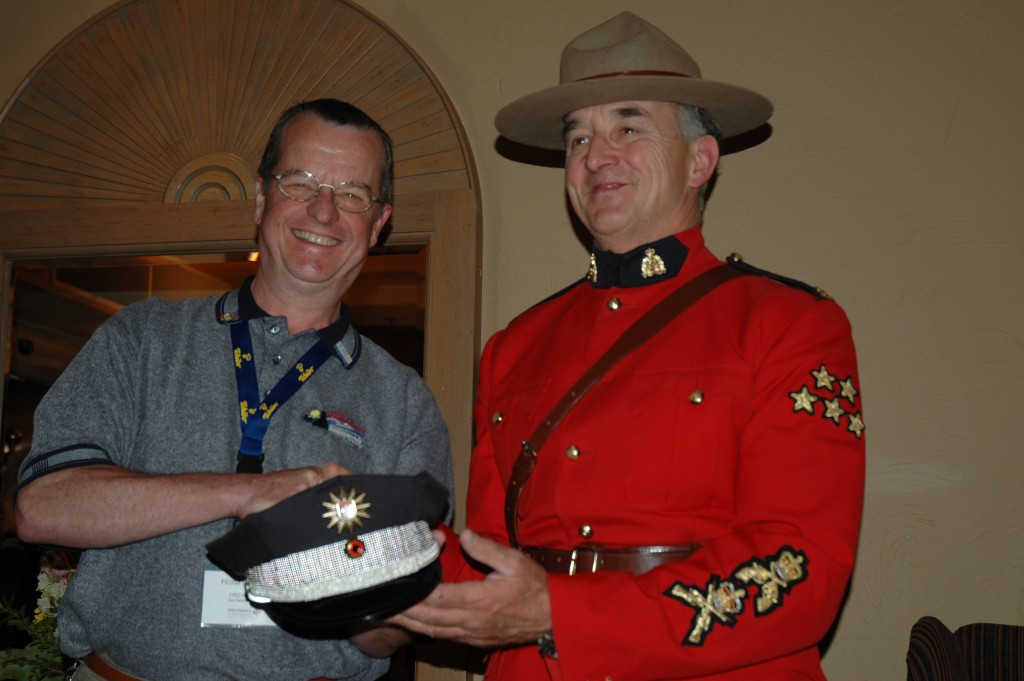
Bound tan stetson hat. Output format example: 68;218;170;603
495;12;773;150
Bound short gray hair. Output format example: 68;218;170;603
674;104;720;210
674;103;721;141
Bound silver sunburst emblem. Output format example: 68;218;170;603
321;487;371;535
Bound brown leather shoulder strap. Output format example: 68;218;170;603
504;264;747;547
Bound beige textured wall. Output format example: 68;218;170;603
4;1;1023;678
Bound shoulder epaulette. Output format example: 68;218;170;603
725;253;831;300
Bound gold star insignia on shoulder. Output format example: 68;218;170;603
839;377;859;405
810;364;836;391
321;487;371;535
641;248;667;278
823;397;845;424
789;386;818;414
847;412;865;439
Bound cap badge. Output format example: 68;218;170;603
321;487;371;536
640;248;667;278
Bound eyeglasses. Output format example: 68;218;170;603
269;170;383;213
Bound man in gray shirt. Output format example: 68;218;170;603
16;99;453;681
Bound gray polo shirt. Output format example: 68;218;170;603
20;285;453;680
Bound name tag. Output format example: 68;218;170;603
200;570;277;628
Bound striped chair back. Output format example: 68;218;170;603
908;616;970;681
958;622;1024;681
908;616;1024;681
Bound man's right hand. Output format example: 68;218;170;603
17;461;353;549
235;462;352;518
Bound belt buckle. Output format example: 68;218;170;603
568;546;600;576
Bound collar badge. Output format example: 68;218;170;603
640;248;667;278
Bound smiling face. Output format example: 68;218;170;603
563;100;717;253
253;114;392;311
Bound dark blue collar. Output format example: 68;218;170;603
588;235;689;289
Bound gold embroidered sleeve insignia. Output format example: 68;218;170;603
734;547;808;615
663;546;811;646
664;578;747;646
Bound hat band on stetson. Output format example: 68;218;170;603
245;520;439;603
577;70;692;82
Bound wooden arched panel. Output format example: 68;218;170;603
0;0;471;215
0;4;481;644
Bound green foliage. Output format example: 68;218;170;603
0;600;64;681
0;552;74;681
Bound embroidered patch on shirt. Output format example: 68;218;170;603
303;409;365;448
788;363;864;439
733;546;808;616
664;545;809;646
664;576;746;646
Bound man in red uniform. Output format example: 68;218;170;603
394;11;864;680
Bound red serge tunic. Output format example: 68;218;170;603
441;226;865;680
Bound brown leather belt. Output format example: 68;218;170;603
524;543;699;576
82;654;143;681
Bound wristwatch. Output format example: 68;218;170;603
537;630;558;659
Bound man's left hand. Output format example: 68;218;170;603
389;529;551;648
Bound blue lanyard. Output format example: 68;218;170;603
230;321;332;473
